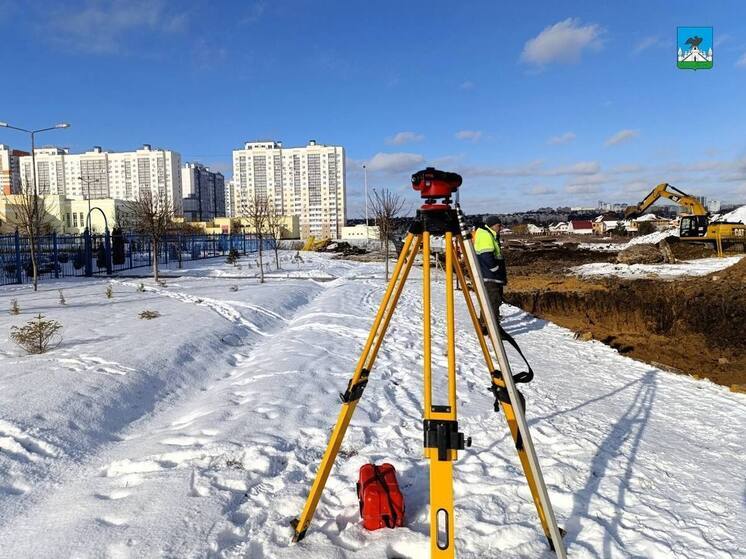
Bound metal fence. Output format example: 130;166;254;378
0;231;274;286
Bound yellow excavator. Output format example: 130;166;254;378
302;235;332;251
625;183;746;255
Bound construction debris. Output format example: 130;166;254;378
320;241;368;256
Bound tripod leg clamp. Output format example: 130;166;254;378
489;372;527;451
423;419;470;461
340;369;370;403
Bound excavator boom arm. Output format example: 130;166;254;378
625;183;708;218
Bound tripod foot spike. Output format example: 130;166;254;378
290;518;307;543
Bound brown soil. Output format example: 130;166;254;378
504;250;746;387
504;243;617;276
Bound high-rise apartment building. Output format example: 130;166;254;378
181;162;226;221
232;140;345;239
224;179;237;218
0;144;29;195
18;144;183;213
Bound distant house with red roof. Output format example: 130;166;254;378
569;219;594;235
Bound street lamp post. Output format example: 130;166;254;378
78;176;101;231
363;163;369;241
0;121;70;196
0;121;70;290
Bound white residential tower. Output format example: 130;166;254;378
232;140;346;239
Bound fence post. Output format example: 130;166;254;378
178;234;183;269
242;234;246;255
14;229;22;284
104;228;112;275
128;234;133;270
53;232;60;279
84;229;93;277
164;237;169;266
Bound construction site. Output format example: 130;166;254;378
303;182;746;393
504;235;745;389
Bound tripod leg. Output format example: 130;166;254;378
453;242;551;535
455;236;567;557
424;232;461;558
291;233;420;543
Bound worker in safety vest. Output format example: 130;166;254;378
474;215;506;325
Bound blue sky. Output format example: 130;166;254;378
2;1;746;214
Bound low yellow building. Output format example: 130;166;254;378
0;195;125;234
341;224;380;241
180;215;300;238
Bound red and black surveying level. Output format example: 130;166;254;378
291;168;567;558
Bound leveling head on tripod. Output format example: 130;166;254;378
411;167;462;211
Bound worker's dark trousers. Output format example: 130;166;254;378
479;281;504;322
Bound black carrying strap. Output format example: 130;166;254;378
372;464;399;528
496;324;534;384
488;325;533;445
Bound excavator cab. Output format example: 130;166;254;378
680;215;708;238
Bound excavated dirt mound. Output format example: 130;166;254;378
506;258;746;387
616;244;663;264
667;238;717;260
505;243;616;276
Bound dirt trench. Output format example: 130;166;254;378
504;255;746;387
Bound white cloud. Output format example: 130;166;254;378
366;152;425;173
622;180;652;193
566;183;601;194
609;164;644;174
520;18;603;66
547;132;576;145
633;36;662;55
548;161;600;175
459;160;599;178
528;185;555;195
455;130;483;142
459;80;475;90
605;129;639;146
44;0;187;54
736;53;746;68
386;131;424;145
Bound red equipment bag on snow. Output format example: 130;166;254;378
357;463;405;530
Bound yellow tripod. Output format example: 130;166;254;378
291;176;566;558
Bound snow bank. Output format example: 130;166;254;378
714;204;746;224
623;227;680;247
572;255;744;279
577;227;681;252
577;242;622;252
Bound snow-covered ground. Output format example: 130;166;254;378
578;229;681;253
1;252;744;558
572;255;744;280
713;205;746;224
623;228;680;247
577;242;621;252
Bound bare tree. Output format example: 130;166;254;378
3;183;55;291
121;190;175;282
369;188;406;280
265;203;284;270
241;193;269;283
